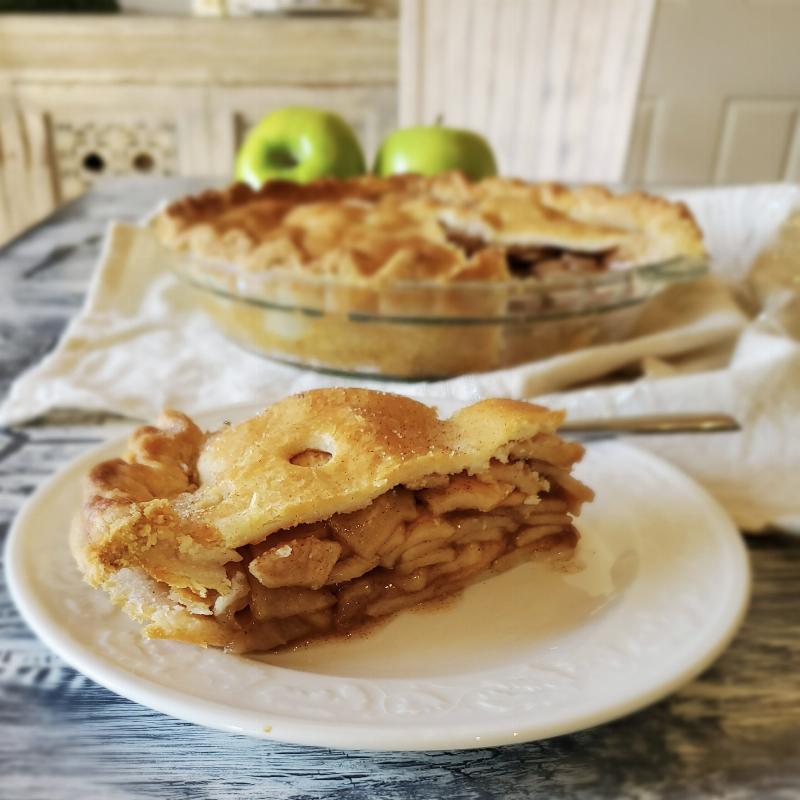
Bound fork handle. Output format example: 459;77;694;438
560;413;740;440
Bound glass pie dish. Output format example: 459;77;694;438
166;245;708;380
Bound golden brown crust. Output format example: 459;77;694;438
154;172;705;283
155;173;704;282
538;183;706;263
188;391;564;545
76;410;238;595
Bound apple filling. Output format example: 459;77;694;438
442;225;611;279
505;246;610;279
196;432;592;653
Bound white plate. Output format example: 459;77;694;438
5;403;750;751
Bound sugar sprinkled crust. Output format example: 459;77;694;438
76;389;563;581
154;172;704;283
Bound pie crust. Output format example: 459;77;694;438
155;172;705;283
72;389;593;653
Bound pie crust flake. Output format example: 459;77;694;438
73;389;594;653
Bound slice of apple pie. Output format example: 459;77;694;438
73;389;593;653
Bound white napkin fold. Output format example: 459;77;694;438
3;184;798;532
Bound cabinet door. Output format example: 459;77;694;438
208;85;397;178
626;0;800;185
10;83;210;207
398;0;653;182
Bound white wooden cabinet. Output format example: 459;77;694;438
0;14;397;243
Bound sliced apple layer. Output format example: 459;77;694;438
212;443;591;652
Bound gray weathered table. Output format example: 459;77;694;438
1;179;799;800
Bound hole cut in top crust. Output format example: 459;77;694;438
289;449;333;467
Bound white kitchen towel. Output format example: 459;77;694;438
2;184;798;532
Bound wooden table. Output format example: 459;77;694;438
1;179;799;800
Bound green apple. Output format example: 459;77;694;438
235;106;366;187
374;125;497;180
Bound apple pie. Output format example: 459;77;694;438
153;173;706;378
72;389;593;653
